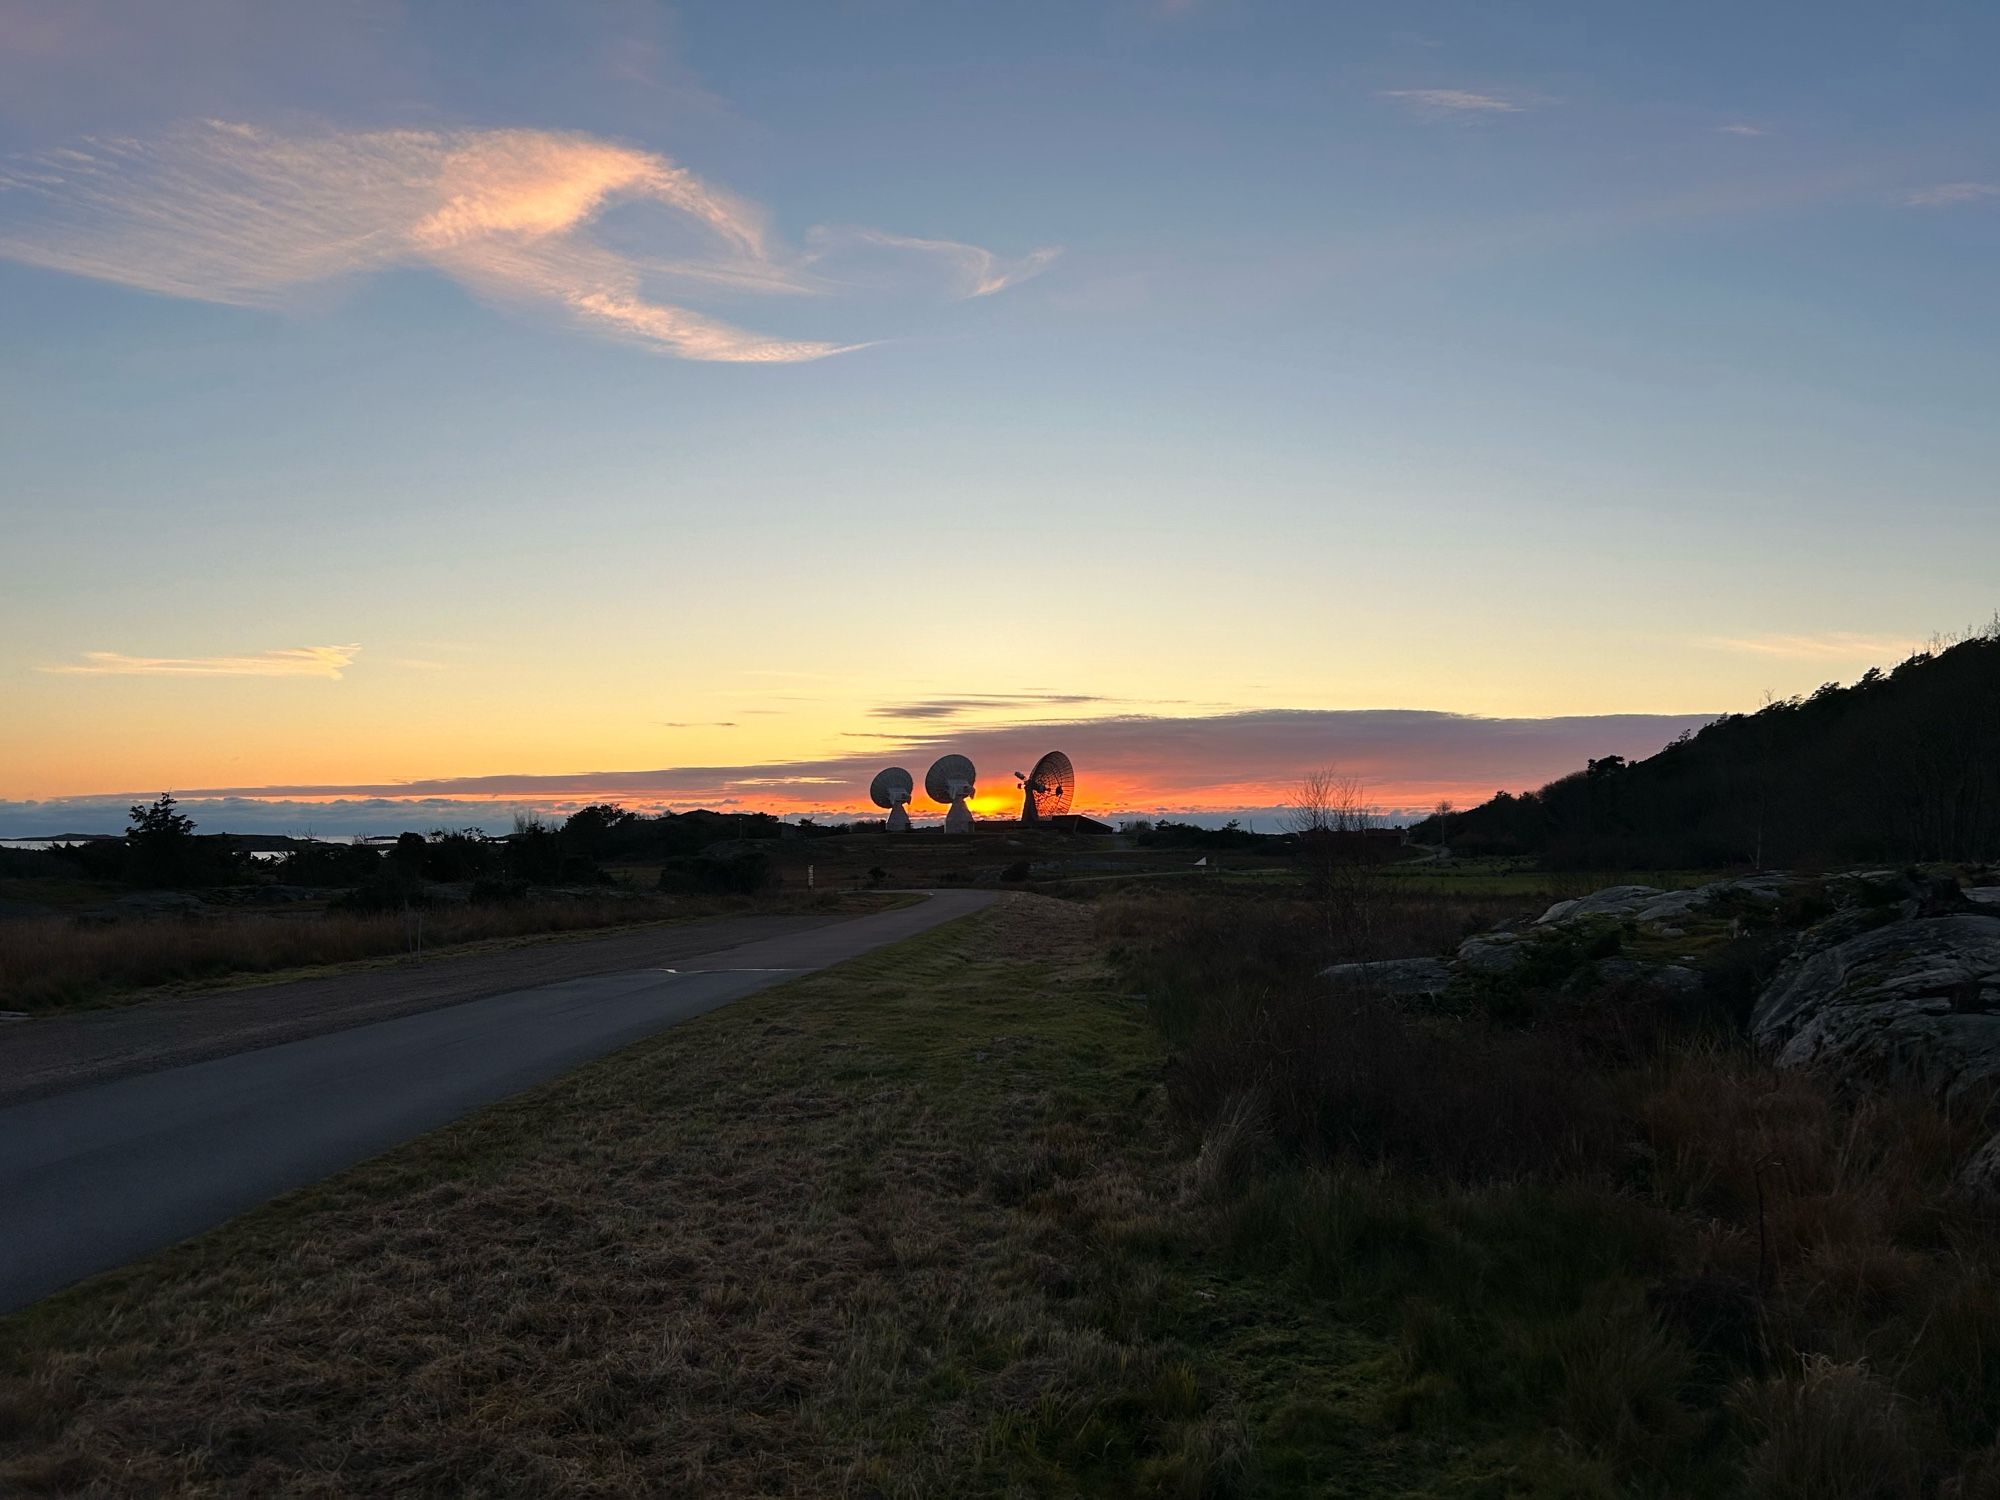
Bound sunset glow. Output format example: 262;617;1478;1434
4;4;1996;834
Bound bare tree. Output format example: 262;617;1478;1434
1432;799;1455;854
1285;768;1382;955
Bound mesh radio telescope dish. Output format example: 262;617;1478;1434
870;766;915;833
1014;750;1074;823
925;754;977;834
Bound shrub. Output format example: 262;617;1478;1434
657;852;776;896
329;868;433;913
422;830;500;881
1167;984;1618;1182
278;841;383;885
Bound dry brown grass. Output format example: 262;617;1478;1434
1104;881;2000;1493
1635;1044;2000;1481
1732;1355;1923;1500
0;896;1248;1497
0;894;859;1012
1099;882;1515;971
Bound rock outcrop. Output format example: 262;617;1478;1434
1535;873;1791;928
1318;863;2000;1197
1318;957;1453;997
1595;958;1703;998
1535;885;1665;925
1456;934;1529;975
1750;911;2000;1106
1322;870;2000;1126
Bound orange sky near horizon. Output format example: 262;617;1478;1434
0;701;1722;834
2;599;1946;824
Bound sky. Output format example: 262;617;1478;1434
3;1;1996;835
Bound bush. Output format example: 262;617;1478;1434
0;845;89;881
63;840;131;882
422;830;500;882
278;841;383;885
330;877;426;914
1000;859;1031;883
1167;985;1618;1182
657;852;776;896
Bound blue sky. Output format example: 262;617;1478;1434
2;1;1995;831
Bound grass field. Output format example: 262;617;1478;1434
0;895;1510;1496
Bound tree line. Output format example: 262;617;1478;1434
1415;627;2000;869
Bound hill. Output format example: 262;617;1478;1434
1421;625;2000;869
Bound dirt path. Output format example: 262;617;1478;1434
0;906;882;1107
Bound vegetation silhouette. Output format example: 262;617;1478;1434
1420;624;2000;868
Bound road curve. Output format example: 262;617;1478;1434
0;889;996;1313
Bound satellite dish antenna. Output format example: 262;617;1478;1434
925;754;977;834
870;766;915;832
1014;750;1074;824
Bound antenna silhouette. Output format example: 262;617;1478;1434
1014;750;1074;824
869;766;915;832
925;754;977;834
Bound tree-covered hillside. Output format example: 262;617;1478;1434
1419;627;2000;869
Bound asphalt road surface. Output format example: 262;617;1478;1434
0;889;995;1313
0;901;918;1109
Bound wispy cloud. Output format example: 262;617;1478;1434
1702;632;1913;661
39;643;362;679
0;121;1054;362
1378;88;1536;118
1714;124;1768;137
869;693;1109;721
1905;181;2000;207
805;228;1061;298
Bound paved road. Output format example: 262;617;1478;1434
0;902;907;1109
0;889;995;1313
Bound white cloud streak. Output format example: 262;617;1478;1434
39;644;362;679
1378;88;1533;117
1714;124;1768;137
0;121;1054;362
1701;633;1914;662
804;227;1061;298
1905;181;2000;207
